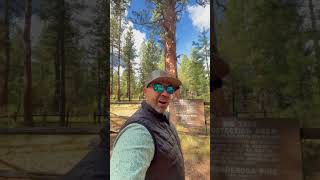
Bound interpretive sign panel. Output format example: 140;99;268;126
212;118;302;180
169;99;205;127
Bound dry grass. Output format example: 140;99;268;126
0;135;96;174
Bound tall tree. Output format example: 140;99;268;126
193;29;210;77
308;0;320;92
110;17;118;97
219;0;306;116
111;0;129;101
189;48;208;98
132;0;188;77
1;0;11;111
23;0;33;126
37;0;86;125
38;0;63;117
91;0;109;117
57;0;66;126
123;27;136;101
178;55;191;98
139;35;162;90
1;0;24;112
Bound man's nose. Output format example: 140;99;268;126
161;89;170;96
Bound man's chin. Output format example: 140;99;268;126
155;106;167;113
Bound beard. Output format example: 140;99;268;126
147;100;169;113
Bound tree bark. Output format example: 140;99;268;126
1;0;10;111
58;0;66;126
163;0;177;78
23;0;33;126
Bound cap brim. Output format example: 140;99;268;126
147;77;181;88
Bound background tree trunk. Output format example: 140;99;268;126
23;0;33;126
97;55;102;120
58;0;66;126
128;62;131;101
117;16;121;101
54;40;60;112
308;0;320;92
1;0;11;112
110;44;114;97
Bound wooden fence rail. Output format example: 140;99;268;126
0;113;106;119
0;127;318;139
110;101;210;105
0;127;101;135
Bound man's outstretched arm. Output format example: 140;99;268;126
110;123;155;180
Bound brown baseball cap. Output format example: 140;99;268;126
145;70;182;88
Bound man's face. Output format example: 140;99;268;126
144;80;175;113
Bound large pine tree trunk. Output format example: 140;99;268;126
23;0;33;126
163;1;177;78
1;0;10;111
58;0;66;126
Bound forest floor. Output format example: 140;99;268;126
110;104;210;180
0;134;96;180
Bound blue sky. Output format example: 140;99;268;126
125;0;210;59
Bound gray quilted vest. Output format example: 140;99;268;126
118;101;185;180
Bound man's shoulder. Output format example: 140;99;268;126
114;123;153;147
121;123;150;134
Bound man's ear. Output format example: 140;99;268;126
143;87;147;94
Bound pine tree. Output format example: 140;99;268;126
1;0;24;112
123;27;136;101
111;0;130;101
37;0;87;125
91;0;109;118
139;35;162;90
193;29;210;77
131;0;189;77
219;0;309;116
178;55;191;98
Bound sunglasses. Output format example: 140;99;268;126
148;83;177;94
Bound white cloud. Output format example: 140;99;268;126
187;4;210;31
127;21;146;54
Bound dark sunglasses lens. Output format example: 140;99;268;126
153;84;164;93
167;86;175;94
